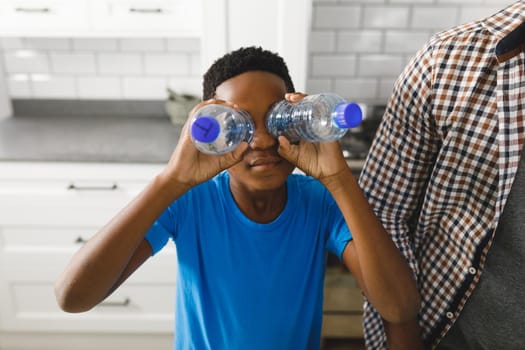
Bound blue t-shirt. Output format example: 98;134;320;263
145;171;352;350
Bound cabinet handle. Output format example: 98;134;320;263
99;298;131;307
15;7;51;13
67;183;118;191
74;236;88;245
129;8;164;14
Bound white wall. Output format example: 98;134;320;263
0;0;515;104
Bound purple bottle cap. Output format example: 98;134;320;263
333;102;363;128
191;116;220;143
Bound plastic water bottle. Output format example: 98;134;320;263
190;104;254;155
266;93;362;143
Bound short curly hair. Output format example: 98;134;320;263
202;46;295;100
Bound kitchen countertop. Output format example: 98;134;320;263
0;115;181;163
0;114;367;171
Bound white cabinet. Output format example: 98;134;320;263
0;162;177;349
0;0;90;34
90;0;201;36
201;0;311;93
0;0;202;37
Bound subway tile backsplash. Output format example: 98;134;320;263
306;0;513;104
1;37;202;101
0;0;515;105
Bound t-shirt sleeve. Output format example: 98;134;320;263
325;196;352;259
144;205;175;256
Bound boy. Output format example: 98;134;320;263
55;47;421;349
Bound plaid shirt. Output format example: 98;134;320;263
359;1;525;348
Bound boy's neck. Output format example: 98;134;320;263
230;184;287;224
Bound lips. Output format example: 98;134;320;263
249;156;282;167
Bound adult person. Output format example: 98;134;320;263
359;1;525;348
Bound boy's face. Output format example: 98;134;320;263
215;71;295;193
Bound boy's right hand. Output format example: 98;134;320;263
159;99;249;194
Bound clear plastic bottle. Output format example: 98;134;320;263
266;93;362;143
190;104;254;155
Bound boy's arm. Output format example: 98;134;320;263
323;167;420;324
54;174;188;313
277;130;422;344
55;100;249;313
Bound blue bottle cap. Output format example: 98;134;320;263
191;116;220;143
333;102;363;128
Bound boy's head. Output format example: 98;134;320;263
202;46;295;100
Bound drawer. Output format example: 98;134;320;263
0;180;146;227
0;163;159;227
90;0;202;35
0;0;89;32
324;286;363;312
0;227;175;253
1;280;175;333
322;268;364;339
323;269;363;312
0;231;177;279
1;226;98;249
0;248;177;333
322;284;364;338
0;162;162;182
322;314;363;338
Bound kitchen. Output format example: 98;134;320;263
0;0;513;349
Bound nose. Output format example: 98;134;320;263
249;124;277;150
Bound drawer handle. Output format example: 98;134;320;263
16;7;51;13
100;298;131;307
67;183;118;191
129;8;164;14
74;236;88;245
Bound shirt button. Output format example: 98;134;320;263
446;311;454;319
468;267;477;275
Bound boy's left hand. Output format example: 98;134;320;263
277;136;348;181
275;92;349;181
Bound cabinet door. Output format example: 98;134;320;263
0;162;177;334
0;255;176;333
90;0;202;36
0;0;90;34
0;225;177;333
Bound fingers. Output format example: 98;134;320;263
277;135;292;152
187;98;239;121
277;136;300;164
201;98;238;110
215;142;249;170
285;92;307;103
230;142;249;162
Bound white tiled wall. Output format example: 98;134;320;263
1;37;201;100
306;0;514;104
0;0;516;104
